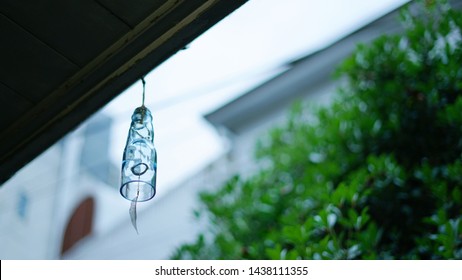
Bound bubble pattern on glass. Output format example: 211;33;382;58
120;106;157;202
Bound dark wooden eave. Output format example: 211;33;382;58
0;0;247;184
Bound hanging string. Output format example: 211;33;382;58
140;76;146;124
141;76;146;107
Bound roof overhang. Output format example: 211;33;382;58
0;0;247;184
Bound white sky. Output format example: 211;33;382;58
101;0;409;197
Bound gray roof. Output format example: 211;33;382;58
205;0;462;133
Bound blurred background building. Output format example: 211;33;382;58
4;0;449;259
0;113;123;258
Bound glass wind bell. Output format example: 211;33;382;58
120;79;157;233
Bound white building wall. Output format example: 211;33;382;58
63;153;235;259
0;115;121;259
0;143;62;259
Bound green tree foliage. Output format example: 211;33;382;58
173;1;462;259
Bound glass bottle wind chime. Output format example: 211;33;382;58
120;77;157;234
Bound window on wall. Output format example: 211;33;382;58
16;191;28;220
61;197;94;256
